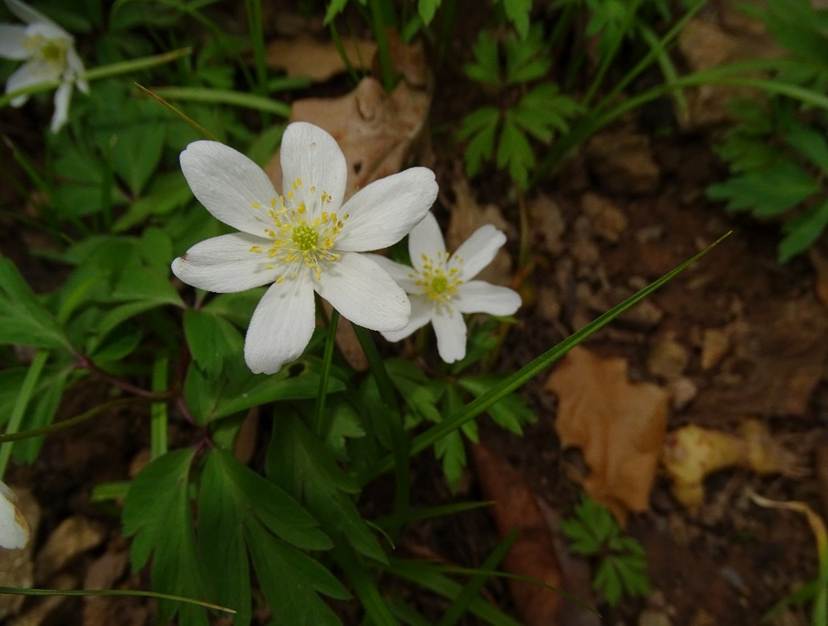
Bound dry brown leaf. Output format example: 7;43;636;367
472;444;563;626
546;346;669;521
663;420;805;510
447;175;514;285
35;516;105;581
266;35;375;82
0;488;39;619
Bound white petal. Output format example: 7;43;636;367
6;58;60;106
335;167;438;252
456;281;521;316
432;308;467;363
66;47;88;92
5;0;59;27
0;24;28;59
0;482;28;550
450;225;506;281
280;122;347;215
171;232;277;293
361;253;418;292
179;141;277;236
408;212;445;272
244;274;315;375
382;295;433;342
49;79;70;133
25;20;69;41
316;252;410;331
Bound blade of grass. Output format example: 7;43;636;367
330;21;360;85
333;544;398;626
150;356;168;460
374;500;493;530
368;0;396;91
148;86;291;117
0;351;49;479
245;0;268;93
361;232;732;484
0;586;234;614
438;530;516;626
639;23;688;125
135;82;218;140
313;309;340;436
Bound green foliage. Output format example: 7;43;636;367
708;100;828;262
562;497;650;606
460;27;581;188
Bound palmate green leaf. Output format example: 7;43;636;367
122;449;207;626
501;0;532;39
457;376;536;435
112;172;192;233
201;289;265;328
707;160;819;217
512;84;582;143
503;25;550;84
184;310;243;379
199;449;333;626
784;117;828;173
111;266;183;306
418;0;442;25
585;0;636;60
326;401;367;460
497;112;534;189
267;412;386;563
779;199;828;262
0;258;71;351
386;358;446;424
459;107;500;178
464;32;500;87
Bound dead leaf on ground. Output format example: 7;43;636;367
447;175;514;285
663;420;805;510
266;35;375;82
35;515;105;581
472;444;563;626
0;488;40;619
546;346;669;521
694;297;828;417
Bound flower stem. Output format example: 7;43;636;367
150;356;169;460
313;309;340;437
0;351;49;479
0;47;192;109
368;0;397;91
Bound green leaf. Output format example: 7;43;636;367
464;32;500;86
184;310;243;379
784;118;828;173
122;449;207;626
112;173;192;233
107;101;167;195
497;112;534;189
326;401;367;460
779;199;828;262
459;107;500;177
267;413;387;563
14;365;70;463
418;0;442;25
324;0;349;25
434;430;466;492
504;25;549;84
112;266;183;307
458;377;536;435
0;257;70;351
501;0;532;39
512;84;581;143
707;160;819;217
202;289;265;328
387;359;445;423
594;557;623;606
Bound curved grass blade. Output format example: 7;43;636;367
148;87;291;117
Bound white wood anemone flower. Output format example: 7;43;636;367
0;0;88;132
0;481;29;550
367;212;521;363
172;122;439;375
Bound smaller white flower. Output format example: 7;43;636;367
368;212;521;363
0;0;88;132
0;481;29;550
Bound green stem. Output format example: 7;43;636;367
360;232;732;485
0;351;49;480
0;47;192;109
313;309;340;436
0;586;234;614
353;326;410;520
368;0;396;91
330;22;360;85
147;87;290;117
150;356;168;460
245;0;268;94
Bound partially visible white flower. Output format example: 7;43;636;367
172;122;439;375
0;0;88;132
368;212;521;363
0;481;29;550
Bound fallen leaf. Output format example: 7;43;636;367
546;346;669;521
35;516;105;581
663;420;805;510
0;488;40;619
472;444;563;626
447;175;514;285
266;35;375;81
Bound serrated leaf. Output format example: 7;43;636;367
434;430;466;492
418;0;441;25
122;449;207;626
497;112;534;189
324;0;349;24
184;310;243;379
785;118;828;173
458;376;536;435
504;24;550;84
512;83;581;143
326;401;367;460
459;107;500;177
594;557;623;606
501;0;532;39
464;32;500;86
779;199;828;262
113;172;191;233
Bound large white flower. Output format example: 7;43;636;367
368;212;521;363
172;122;438;375
0;0;88;132
0;481;28;550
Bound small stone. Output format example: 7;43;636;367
701;328;730;370
621;299;664;329
639;609;671;626
36;516;105;580
582;192;628;243
647;337;689;380
586;129;660;195
636;225;663;243
536;287;561;322
528;194;566;256
571;238;600;267
669;377;698;411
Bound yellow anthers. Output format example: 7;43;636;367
297;202;306;215
292;177;303;190
321;191;332;204
249;245;263;254
269;197;277;209
251;201;262;209
414;253;463;310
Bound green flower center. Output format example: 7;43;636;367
431;275;449;294
414;253;463;310
292;224;319;251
